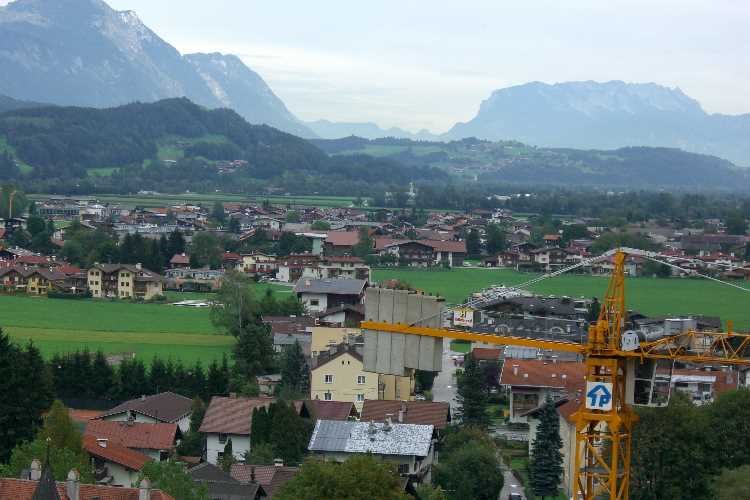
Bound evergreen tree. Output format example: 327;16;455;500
168;229;186;257
212;201;226;224
267;401;312;465
159;234;171;265
251;407;272;446
119;233;136;263
466;228;481;256
280;342;309;396
529;397;563;499
150;357;170;392
206;358;228;398
191;360;207;399
456;355;489;427
176;398;207;456
90;351;114;399
218;438;236;472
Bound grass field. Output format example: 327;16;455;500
0;283;291;363
372;267;750;328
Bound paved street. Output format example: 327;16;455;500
498;461;526;499
430;344;461;413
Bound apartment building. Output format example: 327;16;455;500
87;263;163;300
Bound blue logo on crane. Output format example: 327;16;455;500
587;384;612;409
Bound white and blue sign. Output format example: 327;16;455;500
585;381;613;411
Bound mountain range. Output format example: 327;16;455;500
1;0;749;168
445;81;750;165
0;0;313;136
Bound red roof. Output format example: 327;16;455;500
222;252;241;262
68;409;103;424
499;359;585;390
360;400;451;429
84;420;178;450
302;400;356;421
325;231;360;247
374;238;466;253
230;464;299;495
471;348;502;361
199;396;275;435
83;435;152;471
0;478;174;500
16;255;51;265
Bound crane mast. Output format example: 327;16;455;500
361;249;750;500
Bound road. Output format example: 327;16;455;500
430;344;460;413
499;461;526;499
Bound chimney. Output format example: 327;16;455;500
135;262;142;270
384;414;393;431
229;392;237;398
30;459;42;481
512;364;519;376
139;478;151;500
398;402;407;423
66;469;80;500
273;458;284;468
141;395;146;401
97;438;108;448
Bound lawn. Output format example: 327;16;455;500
0;283;290;363
372;267;750;328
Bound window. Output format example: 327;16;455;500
398;463;410;474
324;374;334;384
357;375;366;385
219;433;227;444
324;392;332;401
356;393;365;402
310;299;320;306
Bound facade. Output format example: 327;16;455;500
311;348;414;411
293;278;367;314
276;253;320;283
83;435;151;487
317;256;371;282
374;238;467;267
87;263;163;300
238;252;277;276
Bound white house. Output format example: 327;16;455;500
94;392;193;434
293;278;367;314
83;435;151;487
199;395;275;465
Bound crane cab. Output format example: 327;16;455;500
625;358;674;407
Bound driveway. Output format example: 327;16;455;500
431;344;461;413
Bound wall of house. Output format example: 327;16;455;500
300;292;328;313
106;461;140;488
311;352;378;411
310;327;358;357
379;373;415;401
101;412;190;434
205;433;250;465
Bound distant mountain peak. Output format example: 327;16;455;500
447;80;748;164
0;0;313;137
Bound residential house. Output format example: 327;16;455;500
324;231;361;256
164;267;224;292
230;464;299;498
315;304;365;328
293;278;367;314
530;247;578;272
87;263;163;300
169;253;190;269
310;327;362;360
310;346;414;411
275;253;320;283
83;434;152;487
199;396;275;464
188;462;264;500
499;359;585;423
264;315;315;356
317;256;371;282
308;420;435;484
374;238;467;267
84;420;180;462
238;252;277;276
0;460;173;499
94;392;193;433
256;374;282;396
543;234;562;247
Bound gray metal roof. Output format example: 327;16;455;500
294;278;366;296
308;419;433;457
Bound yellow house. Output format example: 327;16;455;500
87;263;163;300
311;347;414;411
310;327;361;358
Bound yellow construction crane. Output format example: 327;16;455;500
362;249;750;500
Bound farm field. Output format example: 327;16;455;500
0;283;290;362
372;267;750;328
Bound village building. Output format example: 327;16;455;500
84;420;180;462
87;263;163;300
293;278;367;314
94;392;193;433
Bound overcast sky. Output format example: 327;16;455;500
21;0;750;132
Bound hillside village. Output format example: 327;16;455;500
2;194;750;499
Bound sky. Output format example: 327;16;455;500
8;0;750;132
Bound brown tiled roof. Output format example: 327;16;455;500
471;348;502;361
68;409;103;424
199;396;274;435
85;420;178;450
98;392;193;423
373;238;466;253
302;400;356;421
83;435;152;471
325;231;360;247
313;347;363;368
262;315;315;335
230;464;299;497
169;253;190;265
0;478;174;500
360;400;451;429
321;256;365;264
499;359;585;390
